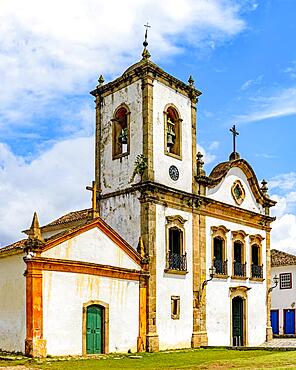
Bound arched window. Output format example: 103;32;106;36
213;237;225;275
165;215;187;272
164;105;182;158
232;230;248;279
211;226;229;276
112;105;130;159
169;227;183;256
249;234;264;280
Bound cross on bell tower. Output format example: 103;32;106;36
142;22;151;60
229;124;240;161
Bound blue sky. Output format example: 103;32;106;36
1;0;296;251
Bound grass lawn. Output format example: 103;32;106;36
1;349;296;370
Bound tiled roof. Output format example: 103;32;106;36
0;239;27;254
44;220;94;242
208;161;232;180
271;249;296;267
43;209;90;228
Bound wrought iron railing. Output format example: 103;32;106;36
167;252;187;271
213;259;228;275
233;261;246;277
251;264;263;279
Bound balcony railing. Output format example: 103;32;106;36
167;252;187;271
251;264;263;279
233;261;246;277
213;259;228;275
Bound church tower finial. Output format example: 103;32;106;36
142;22;151;60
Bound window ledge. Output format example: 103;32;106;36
231;275;248;281
164;151;182;161
112;152;129;160
214;274;229;279
164;269;188;275
249;277;265;282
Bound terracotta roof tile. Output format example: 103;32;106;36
44;220;94;242
0;239;27;254
43;209;90;228
271;249;296;267
208;161;232;180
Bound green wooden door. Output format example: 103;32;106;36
86;305;103;354
232;297;243;346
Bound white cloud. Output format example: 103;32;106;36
269;172;296;191
196;143;217;165
283;61;296;80
270;172;296;253
0;0;248;135
271;214;296;254
240;75;263;91
236;87;296;124
0;137;94;247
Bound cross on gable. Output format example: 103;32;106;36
230;124;239;154
86;180;99;219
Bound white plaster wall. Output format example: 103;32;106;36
155;204;193;349
100;192;141;250
0;253;26;353
100;80;143;194
206;216;267;346
207;167;264;214
42;227;140;271
43;271;139;355
153;80;193;193
271;265;296;334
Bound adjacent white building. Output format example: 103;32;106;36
271;249;296;336
0;48;276;357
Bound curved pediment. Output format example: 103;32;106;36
206;159;276;212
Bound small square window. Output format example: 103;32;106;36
171;296;180;320
280;273;292;289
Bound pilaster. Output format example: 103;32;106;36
95;95;102;200
137;274;148;352
24;259;46;358
142;74;154;182
265;230;273;341
191;97;198;194
191;213;208;347
140;200;159;352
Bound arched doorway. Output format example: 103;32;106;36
86;305;103;354
83;301;109;355
232;297;244;346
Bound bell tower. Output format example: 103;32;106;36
90;45;202;243
90;36;202;351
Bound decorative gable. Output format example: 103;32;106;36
205;159;276;215
41;220;142;271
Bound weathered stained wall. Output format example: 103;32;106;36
271;265;296;335
0;253;26;352
206;216;267;346
100;192;141;250
100;80;143;194
155;204;193;349
153;80;193;193
42;227;140;270
207;168;264;214
43;271;139;355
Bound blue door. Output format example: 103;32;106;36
284;309;295;335
270;310;279;335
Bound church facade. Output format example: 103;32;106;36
0;46;276;357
